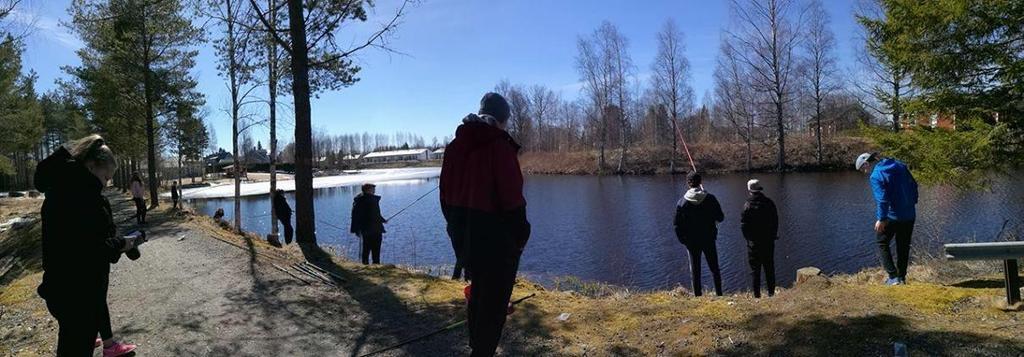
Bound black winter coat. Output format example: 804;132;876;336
673;193;725;246
740;192;779;241
350;193;385;235
273;192;292;219
34;147;128;302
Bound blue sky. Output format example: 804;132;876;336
13;0;862;151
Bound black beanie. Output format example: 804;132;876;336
479;92;511;123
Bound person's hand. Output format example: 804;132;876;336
382;219;388;224
874;220;887;234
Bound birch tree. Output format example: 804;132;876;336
650;19;694;173
727;0;803;170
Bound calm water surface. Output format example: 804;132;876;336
189;172;1024;292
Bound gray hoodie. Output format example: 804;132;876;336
679;188;708;206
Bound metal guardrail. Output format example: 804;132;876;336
944;242;1024;305
945;242;1024;261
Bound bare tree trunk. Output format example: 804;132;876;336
268;0;280;238
141;2;160;208
288;0;316;244
226;0;242;232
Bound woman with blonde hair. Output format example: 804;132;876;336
35;134;140;356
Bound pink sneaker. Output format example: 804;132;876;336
103;342;137;357
94;338;102;348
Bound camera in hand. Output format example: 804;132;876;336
124;230;148;260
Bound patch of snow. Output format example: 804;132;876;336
176;167;441;199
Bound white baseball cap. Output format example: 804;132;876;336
747;179;763;192
855;153;876;171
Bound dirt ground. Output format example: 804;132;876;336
2;193;1024;356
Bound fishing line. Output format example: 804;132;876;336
386;185;439;222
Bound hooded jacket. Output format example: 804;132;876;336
673;188;724;245
440;116;531;268
740;192;779;241
351;193;386;235
34;147;128;302
870;158;919;222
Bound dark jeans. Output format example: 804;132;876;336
46;298;102;356
360;232;382;265
877;220;914;280
98;301;112;340
466;233;520;357
172;198;179;209
747;240;776;298
278;215;294;244
686;240;723;296
133;198;146;223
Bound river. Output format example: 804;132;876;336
188;171;1024;292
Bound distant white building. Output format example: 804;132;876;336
431;148;445;160
361;149;430;164
342;154;362;162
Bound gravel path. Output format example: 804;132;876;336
103;195;471;356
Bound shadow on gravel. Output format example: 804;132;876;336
713;312;1024;356
298;242;556;356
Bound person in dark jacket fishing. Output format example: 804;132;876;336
856;152;919;285
272;189;294;245
351;183;387;265
170;181;180;209
440;92;531;357
674;172;725;297
740;179;779;298
35;134;141;356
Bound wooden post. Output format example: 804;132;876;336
1005;259;1021;305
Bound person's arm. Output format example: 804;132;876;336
871;173;891;221
740;202;753;240
492;141;530;251
350;199;362;234
674;206;687;244
769;200;779;240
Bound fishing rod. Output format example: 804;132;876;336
358;293;537;357
385;185;439;222
673;122;704;190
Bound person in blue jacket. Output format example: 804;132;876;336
856;152;919;286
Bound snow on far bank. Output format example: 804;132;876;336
175;167;441;199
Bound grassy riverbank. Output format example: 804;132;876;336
519;136;871;175
2;194;1023;355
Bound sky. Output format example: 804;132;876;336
11;0;864;151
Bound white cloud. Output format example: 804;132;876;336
9;8;83;49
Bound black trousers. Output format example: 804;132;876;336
466;234;520;357
133;198;146;223
747;240;776;298
877;220;914;280
172;198;179;209
448;225;470;281
46;297;103;357
360;232;382;265
278;215;294;244
685;240;723;296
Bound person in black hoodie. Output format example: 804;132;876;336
351;183;387;265
674;172;725;297
35;134;141;356
272;189;293;245
740;179;779;298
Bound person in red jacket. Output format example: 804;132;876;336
440;92;531;357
